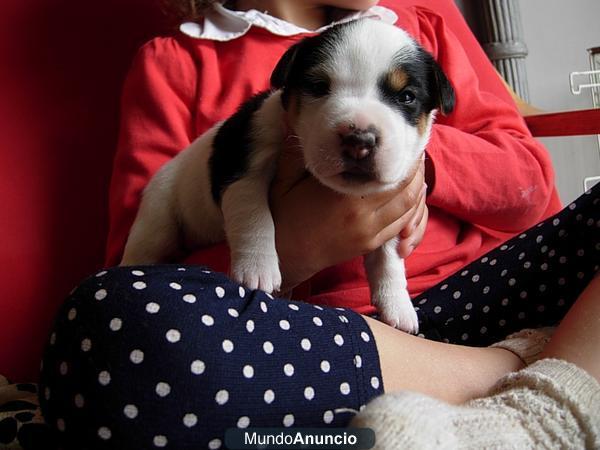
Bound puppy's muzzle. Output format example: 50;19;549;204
338;123;380;179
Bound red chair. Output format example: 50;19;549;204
0;0;598;383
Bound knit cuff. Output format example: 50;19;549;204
490;327;554;365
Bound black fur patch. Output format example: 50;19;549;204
209;90;272;203
378;47;454;121
271;21;349;108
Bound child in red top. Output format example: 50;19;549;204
106;0;562;315
38;1;600;448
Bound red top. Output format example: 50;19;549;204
106;3;561;315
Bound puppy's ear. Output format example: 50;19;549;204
270;42;302;89
427;55;455;115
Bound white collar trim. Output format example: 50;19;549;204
180;4;398;41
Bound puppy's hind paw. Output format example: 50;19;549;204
374;289;419;334
231;253;282;294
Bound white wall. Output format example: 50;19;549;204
519;0;600;203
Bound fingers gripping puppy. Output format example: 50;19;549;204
121;19;455;333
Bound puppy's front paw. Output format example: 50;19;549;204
373;289;419;334
231;252;282;294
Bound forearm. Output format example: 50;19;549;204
413;9;557;234
425;124;555;233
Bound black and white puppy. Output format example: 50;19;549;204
121;18;455;333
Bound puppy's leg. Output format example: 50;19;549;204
365;237;419;333
221;176;281;294
121;158;187;265
121;199;180;266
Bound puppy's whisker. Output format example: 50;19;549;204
303;97;323;106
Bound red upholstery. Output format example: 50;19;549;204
0;0;589;382
0;0;167;381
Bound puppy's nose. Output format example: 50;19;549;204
338;125;379;161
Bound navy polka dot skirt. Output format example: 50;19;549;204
40;184;599;449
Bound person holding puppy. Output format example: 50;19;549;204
40;0;599;448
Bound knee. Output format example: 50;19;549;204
40;265;238;372
39;265;240;447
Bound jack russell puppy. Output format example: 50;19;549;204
121;18;455;333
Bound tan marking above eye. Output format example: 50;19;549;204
388;69;409;91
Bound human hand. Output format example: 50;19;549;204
397;177;428;259
270;135;427;292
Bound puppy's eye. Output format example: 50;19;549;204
397;90;416;105
304;79;330;97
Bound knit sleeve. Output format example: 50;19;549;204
105;36;198;266
413;8;559;235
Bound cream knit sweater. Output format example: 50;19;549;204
351;359;600;449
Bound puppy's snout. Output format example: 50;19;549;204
338;124;380;161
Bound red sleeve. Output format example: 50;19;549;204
414;8;557;233
105;37;198;266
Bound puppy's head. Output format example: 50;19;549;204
271;19;455;195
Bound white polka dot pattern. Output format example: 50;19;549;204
43;198;600;450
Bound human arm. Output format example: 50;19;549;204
411;8;558;234
105;37;198;266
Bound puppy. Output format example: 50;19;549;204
121;18;455;333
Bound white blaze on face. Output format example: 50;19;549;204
294;20;433;195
